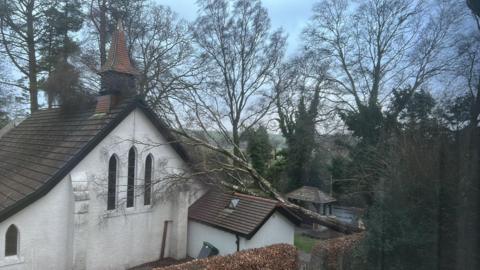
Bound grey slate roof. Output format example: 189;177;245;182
188;191;301;239
286;186;337;204
0;97;189;222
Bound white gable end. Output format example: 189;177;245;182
0;108;206;270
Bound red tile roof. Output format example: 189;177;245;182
188;190;301;239
101;21;139;75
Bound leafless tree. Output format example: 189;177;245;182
304;0;462;119
75;0;361;234
454;13;480;124
84;2;198;116
129;5;198;116
273;52;340;140
189;0;286;159
135;0;360;233
85;0;144;71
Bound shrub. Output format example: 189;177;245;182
156;244;298;270
309;233;364;270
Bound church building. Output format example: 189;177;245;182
0;21;297;270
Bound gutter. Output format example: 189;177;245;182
235;234;240;252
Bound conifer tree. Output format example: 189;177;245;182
286;90;320;190
39;0;84;108
246;126;273;176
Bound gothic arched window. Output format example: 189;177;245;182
127;147;136;208
144;154;153;205
5;225;18;256
107;155;118;210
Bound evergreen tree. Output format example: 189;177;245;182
306;151;330;189
246;126;273;176
265;149;289;192
43;60;94;112
358;126;461;270
397;89;436;131
39;0;83;108
286;89;320;190
436;94;475;131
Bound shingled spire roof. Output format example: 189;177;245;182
101;20;139;75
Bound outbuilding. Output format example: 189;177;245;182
187;191;301;258
286;186;336;216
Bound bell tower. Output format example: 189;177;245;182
99;20;139;97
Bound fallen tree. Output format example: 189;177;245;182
172;129;363;234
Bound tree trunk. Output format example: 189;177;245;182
232;121;242;160
26;1;38;113
174;129;363;234
99;0;107;66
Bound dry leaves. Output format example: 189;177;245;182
155;244;298;270
310;233;365;269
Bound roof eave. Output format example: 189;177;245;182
0;102;138;223
188;217;250;238
0;99;191;223
189;205;301;240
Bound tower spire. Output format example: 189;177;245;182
99;19;138;97
101;20;138;75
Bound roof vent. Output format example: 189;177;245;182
227;198;240;209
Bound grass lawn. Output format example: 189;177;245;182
294;233;318;253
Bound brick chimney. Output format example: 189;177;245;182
96;20;139;113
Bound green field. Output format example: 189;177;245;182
294;233;318;253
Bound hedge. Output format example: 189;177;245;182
309;233;365;270
156;244;298;270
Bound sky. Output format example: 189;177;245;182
3;0;318;112
158;0;318;55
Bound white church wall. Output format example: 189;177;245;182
0;177;74;270
70;108;205;270
0;107;205;270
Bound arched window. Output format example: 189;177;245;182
107;155;117;210
144;154;153;205
5;225;18;256
127;147;136;208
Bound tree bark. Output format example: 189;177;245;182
26;0;38;113
232;121;242;160
99;0;107;66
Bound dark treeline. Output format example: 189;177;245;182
0;0;479;269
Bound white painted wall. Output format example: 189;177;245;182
187;221;238;257
0;177;74;270
71;108;205;270
0;108;206;270
187;212;296;258
240;212;295;250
